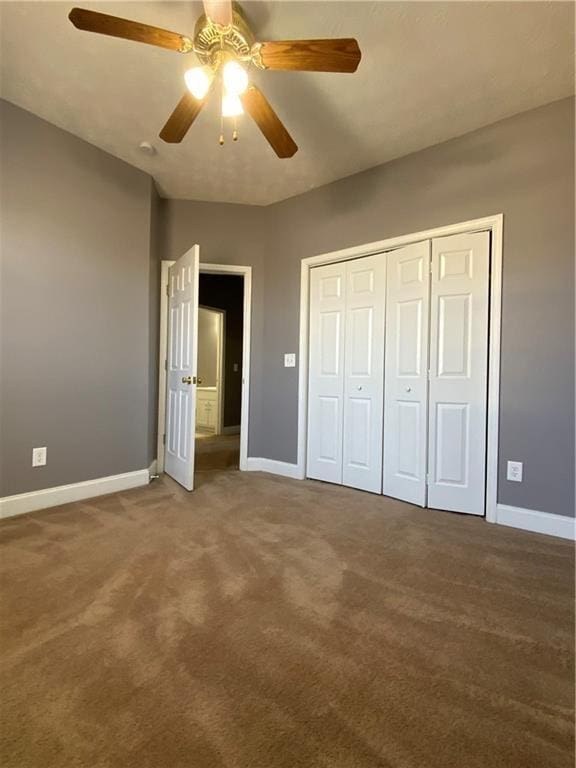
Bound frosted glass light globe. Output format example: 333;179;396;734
222;92;244;117
223;60;248;96
184;67;212;100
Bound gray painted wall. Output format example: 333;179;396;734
163;97;575;517
148;187;162;464
2;96;573;518
0;100;158;496
269;97;575;517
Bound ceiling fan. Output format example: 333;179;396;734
68;1;361;158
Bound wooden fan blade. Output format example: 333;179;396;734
241;86;297;159
68;8;193;53
160;93;206;143
253;39;361;73
202;0;233;27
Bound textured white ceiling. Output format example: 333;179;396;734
1;1;574;205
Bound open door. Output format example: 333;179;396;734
165;245;200;490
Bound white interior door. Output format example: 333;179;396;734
383;241;431;506
165;245;200;490
307;262;347;484
427;231;490;515
342;254;386;493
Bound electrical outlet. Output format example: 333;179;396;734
284;353;296;368
507;460;523;482
32;447;47;467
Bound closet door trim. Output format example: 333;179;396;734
297;215;503;524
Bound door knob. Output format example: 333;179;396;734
357;386;363;391
181;376;192;384
405;386;412;393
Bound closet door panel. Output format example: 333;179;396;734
342;254;386;493
307;263;346;483
428;231;489;516
383;241;430;506
317;396;340;464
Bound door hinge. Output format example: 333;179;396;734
166;284;169;296
164;359;167;370
162;434;166;445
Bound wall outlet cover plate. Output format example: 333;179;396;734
284;353;296;368
32;447;47;467
507;460;523;482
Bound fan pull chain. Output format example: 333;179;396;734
233;116;238;142
219;108;224;146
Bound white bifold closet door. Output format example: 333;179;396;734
383;231;490;515
427;231;490;516
383;241;431;506
307;254;386;493
342;256;386;492
307;262;346;485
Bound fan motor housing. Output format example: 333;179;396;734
193;5;254;66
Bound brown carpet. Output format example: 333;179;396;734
195;433;240;471
0;471;574;768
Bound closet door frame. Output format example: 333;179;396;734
297;214;503;524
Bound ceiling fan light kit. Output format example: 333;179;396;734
68;1;362;158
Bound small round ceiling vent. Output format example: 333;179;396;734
139;141;157;156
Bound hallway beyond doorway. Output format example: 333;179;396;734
195;433;240;472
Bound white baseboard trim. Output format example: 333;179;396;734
0;469;150;520
495;504;575;541
245;457;304;480
221;425;241;435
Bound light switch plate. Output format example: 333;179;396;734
32;447;47;467
284;353;296;368
507;460;523;482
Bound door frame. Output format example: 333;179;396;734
157;261;252;473
198;304;226;436
296;214;504;524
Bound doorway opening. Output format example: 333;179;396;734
195;274;244;472
157;259;252;485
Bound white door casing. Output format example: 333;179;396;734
297;215;503;523
307;262;347;484
383;241;431;506
427;231;490;515
165;245;200;490
342;254;386;493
